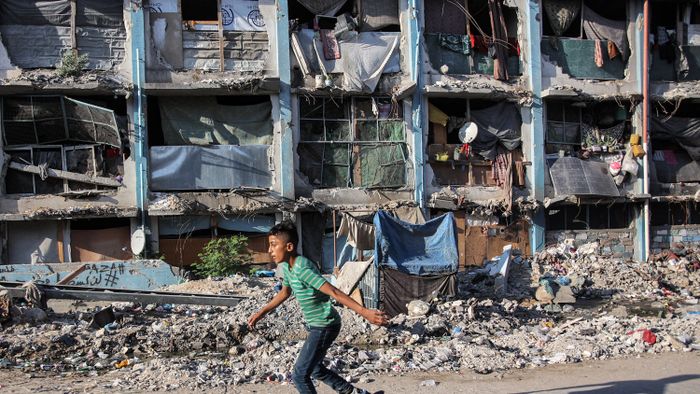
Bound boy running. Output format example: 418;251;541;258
248;220;387;394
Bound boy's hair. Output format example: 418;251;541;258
268;220;299;248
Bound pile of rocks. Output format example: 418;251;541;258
1;254;699;391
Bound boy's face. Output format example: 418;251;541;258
268;234;294;264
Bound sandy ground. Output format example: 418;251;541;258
0;351;698;393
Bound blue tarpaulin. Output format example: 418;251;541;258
373;211;458;276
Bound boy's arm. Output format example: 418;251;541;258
318;282;388;326
248;285;291;328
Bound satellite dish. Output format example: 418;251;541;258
131;228;146;255
459;122;478;144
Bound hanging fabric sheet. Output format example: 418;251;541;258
650;116;700;161
582;5;630;61
381;268;456;317
542;0;581;37
448;102;522;160
336;213;375;251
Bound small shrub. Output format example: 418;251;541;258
192;235;251;278
57;51;89;77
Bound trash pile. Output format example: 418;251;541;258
0;244;699;390
531;241;700;304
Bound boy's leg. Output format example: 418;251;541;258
292;327;324;394
292;325;354;394
310;326;354;394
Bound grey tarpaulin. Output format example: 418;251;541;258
76;0;124;27
296;29;400;76
359;0;399;32
381;268;456;317
448;102;522;160
543;0;581;37
158;97;273;146
0;0;71;26
296;0;347;15
150;145;272;191
651;116;700;161
582;5;630;61
549;157;620;197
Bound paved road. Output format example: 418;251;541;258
0;351;698;393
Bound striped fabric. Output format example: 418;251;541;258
281;256;341;328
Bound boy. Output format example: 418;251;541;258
248;220;387;394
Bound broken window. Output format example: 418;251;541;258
651;202;700;226
1;95;125;195
157;214;275;266
545;100;631;155
146;0;269;72
0;0;125;70
289;1;398;32
423;0;520;78
297;97;407;189
651;2;700;81
650;101;700;185
541;0;629;79
546;203;632;231
427;99;523;187
147;95;273;191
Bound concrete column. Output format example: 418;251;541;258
633;1;649;262
408;0;425;208
526;0;545;253
129;3;150;254
276;0;295;202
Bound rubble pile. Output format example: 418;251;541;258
532;241;700;301
1;242;700;390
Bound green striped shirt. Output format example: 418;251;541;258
280;256;340;328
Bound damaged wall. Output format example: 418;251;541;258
0;0;128;71
546;228;635;259
651;225;700;252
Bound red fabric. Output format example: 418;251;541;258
469;34;520;57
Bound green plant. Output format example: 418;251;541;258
192;235;251;278
57;51;88;77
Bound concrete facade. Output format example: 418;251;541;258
0;0;697;267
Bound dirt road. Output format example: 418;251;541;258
0;351;698;393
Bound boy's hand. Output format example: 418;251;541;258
361;308;389;326
247;311;264;329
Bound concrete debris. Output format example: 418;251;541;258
22;204;133;219
13;69;131;93
1;244;699;390
149;195;199;212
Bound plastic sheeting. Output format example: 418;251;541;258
374;210;458;276
0;0;71;26
158;97;273;146
650;116;700;161
582;5;630;61
150;145;272;191
448;102;522;160
381;268;456;317
158;216;211;236
7;221;60;264
296;0;347;16
0;0;122;27
296;29;400;75
543;0;581;37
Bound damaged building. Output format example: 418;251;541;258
0;0;698;277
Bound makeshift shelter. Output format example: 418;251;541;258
371;210;459;317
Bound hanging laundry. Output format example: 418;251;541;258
492;149;513;213
607;40;619;59
336;213;375;250
438;33;470;55
594;39;604;68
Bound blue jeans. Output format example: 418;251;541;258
292;324;353;394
